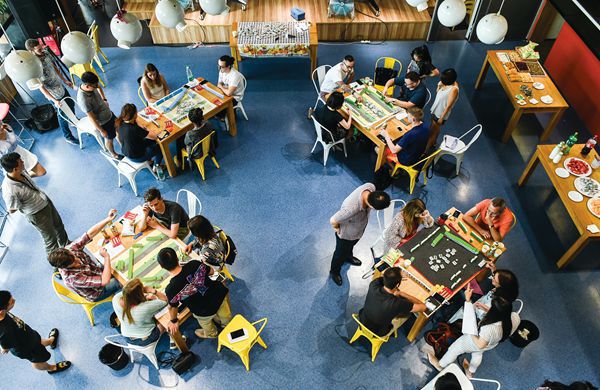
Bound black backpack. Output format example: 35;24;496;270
217;229;237;265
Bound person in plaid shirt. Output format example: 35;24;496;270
48;209;121;302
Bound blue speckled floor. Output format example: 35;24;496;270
0;40;598;389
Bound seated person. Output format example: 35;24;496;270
175;108;218;166
383;198;434;251
383;71;427;109
140;63;170;104
429;288;517;378
435;373;462;390
359;267;426;337
116;103;162;166
158;247;231;339
407;45;440;78
48;209;121;302
217;55;245;104
380;107;430;166
112;279;169;347
140;188;190;240
463;198;514;242
313;92;353;143
320;55;355;97
184;215;226;268
0;291;71;374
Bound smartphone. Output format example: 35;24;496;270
227;328;249;343
452;210;461;218
200;79;209;85
376;262;390;272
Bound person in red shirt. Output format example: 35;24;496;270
463;198;514;242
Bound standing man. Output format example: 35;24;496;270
25;39;79;145
76;72;122;159
0;291;71;374
320;55;356;98
329;183;390;286
1;153;69;255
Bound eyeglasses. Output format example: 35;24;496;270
218;65;229;69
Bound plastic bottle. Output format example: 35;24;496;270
564;132;579;154
581;135;598;156
186;65;194;82
549;142;564;160
552;151;563;164
156;165;165;181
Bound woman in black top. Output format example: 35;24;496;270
313;92;353;143
116;103;162;166
407;45;440;78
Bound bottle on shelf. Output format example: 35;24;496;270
186;65;194;82
549;142;564;160
581;135;598;156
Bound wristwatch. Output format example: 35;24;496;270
170;318;178;323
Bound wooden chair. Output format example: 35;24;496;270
349;313;399;362
374;57;402;96
389;150;441;194
180;131;220;180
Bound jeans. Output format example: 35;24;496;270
192;295;232;338
126;326;162;346
329;233;359;275
25;200;69;255
94;277;121;301
58;90;77;141
128;140;163;165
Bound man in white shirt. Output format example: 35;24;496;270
320;55;355;98
217;55;245;103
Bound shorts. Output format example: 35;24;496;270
14;144;39;172
12;332;51;363
100;114;117;140
126;326;162;347
431;114;446;125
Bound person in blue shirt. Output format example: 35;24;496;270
382;71;428;109
380;107;429;166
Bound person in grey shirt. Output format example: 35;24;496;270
76;72;122;159
25;39;79;146
329;183;390;286
1;153;68;255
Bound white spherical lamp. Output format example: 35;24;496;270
438;0;467;28
61;31;95;67
476;13;508;44
406;0;428;12
198;0;230;15
155;0;187;32
110;11;143;49
4;50;43;90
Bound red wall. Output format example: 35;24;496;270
545;23;600;135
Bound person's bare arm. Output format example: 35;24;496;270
463;206;490;239
85;111;107;136
338;112;353;130
39;85;60;105
167;305;179;334
381;130;401;154
161;75;170;95
99;248;113;286
146;217;179;239
88;209;117;238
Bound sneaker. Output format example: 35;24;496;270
169;335;187;350
194;329;217;339
307;107;314;120
65;138;79;146
115;154;125;160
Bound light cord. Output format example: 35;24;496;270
53;0;72;32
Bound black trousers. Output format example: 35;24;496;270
330;233;359;274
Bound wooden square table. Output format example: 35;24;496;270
518;144;600;268
474;50;569;143
136;77;237;178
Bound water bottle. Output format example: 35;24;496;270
186;65;194;82
156;164;165;181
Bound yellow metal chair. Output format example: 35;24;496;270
217;314;268;371
89;23;109;72
388;149;441;194
374;57;402;96
181;131;220;180
51;272;114;327
69;63;106;87
215;228;235;282
349;313;398;362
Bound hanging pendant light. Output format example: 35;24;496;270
53;0;95;67
476;0;508;44
155;0;187;32
110;6;143;49
437;0;467;28
406;0;429;12
0;23;43;90
198;0;230;15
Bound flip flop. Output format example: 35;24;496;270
49;328;59;349
48;360;71;374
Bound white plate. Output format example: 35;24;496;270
529;98;539;104
587;197;600;219
555;167;569;178
568;191;583;202
533;82;545;90
564;157;592;177
574;177;600;197
516;99;527;106
541;95;554;104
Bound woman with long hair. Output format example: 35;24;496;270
112;279;168;347
140;64;170;103
383;198;434;251
184;215;226;268
427;68;459;152
407;45;440;78
115;103;162;167
429;288;517;378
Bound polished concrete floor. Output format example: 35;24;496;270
0;40;598;389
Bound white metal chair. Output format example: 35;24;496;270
176;189;202;217
104;334;161;370
434;124;483;176
311;65;332;110
310;115;347;166
234;74;248;120
424;87;432;108
420;363;501;390
100;151;157;196
57;97;107;151
370;199;406;260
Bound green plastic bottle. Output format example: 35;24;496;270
564;132;578;154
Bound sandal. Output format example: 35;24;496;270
48;360;71;374
48;328;59;349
